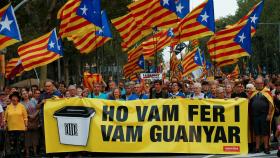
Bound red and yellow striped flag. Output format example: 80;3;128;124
142;29;177;59
175;0;215;42
57;0;101;39
0;4;22;50
228;65;240;79
18;29;62;71
216;59;238;68
170;52;180;73
71;31;110;53
71;10;112;53
182;48;201;77
83;72;102;91
140;0;178;30
112;13;148;51
207;21;250;62
127;0;153;26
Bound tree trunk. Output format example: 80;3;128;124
39;66;47;88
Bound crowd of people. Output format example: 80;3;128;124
0;74;280;157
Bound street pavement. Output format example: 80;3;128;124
92;150;279;158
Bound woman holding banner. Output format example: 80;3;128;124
4;92;28;157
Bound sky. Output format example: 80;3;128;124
163;0;238;64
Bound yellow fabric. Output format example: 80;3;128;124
4;103;28;131
45;98;248;154
250;87;274;107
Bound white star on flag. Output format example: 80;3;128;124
80;5;88;15
139;60;143;65
49;41;55;48
0;15;13;32
162;0;169;6
250;14;258;24
238;33;246;43
176;3;184;13
194;56;198;61
200;12;209;22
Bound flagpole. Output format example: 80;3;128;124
14;0;29;11
169;47;172;80
33;68;40;85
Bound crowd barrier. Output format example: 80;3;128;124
44;98;248;154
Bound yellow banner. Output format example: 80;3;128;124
44;98;248;154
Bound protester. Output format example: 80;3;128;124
231;82;247;98
4;92;28;157
21;90;39;156
225;84;233;98
36;81;62;153
208;84;217;98
189;82;204;99
249;77;274;154
150;80;168;99
168;82;185;98
121;83;134;100
88;83;107;99
110;88;123;100
77;87;83;97
217;87;225;99
130;83;149;100
246;84;255;97
68;85;78;98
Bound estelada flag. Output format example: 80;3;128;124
175;0;215;42
71;10;112;53
18;29;63;71
0;3;22;50
57;0;102;38
83;72;102;91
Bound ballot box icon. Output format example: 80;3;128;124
54;106;95;146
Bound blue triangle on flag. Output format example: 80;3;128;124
138;55;145;69
0;5;21;41
76;0;102;27
194;49;203;66
196;0;215;32
234;20;252;55
249;1;264;29
160;0;176;13
47;29;62;55
96;10;112;38
175;0;190;19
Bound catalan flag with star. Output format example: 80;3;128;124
208;20;252;63
182;48;202;77
175;0;215;42
0;3;22;50
58;0;101;39
71;10;112;53
18;29;63;71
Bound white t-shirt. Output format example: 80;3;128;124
191;93;205;99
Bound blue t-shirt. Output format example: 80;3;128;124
88;92;108;99
128;93;149;100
